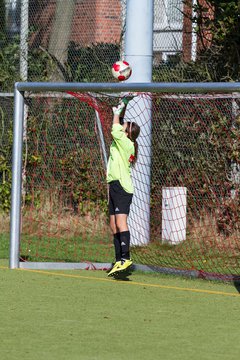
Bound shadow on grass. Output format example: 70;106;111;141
233;276;240;293
106;266;133;281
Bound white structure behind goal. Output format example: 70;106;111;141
162;187;187;244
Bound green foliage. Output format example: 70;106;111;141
0;36;21;91
152;58;210;82
183;0;240;81
150;97;240;236
154;1;240;82
0;38;120;89
67;42;120;82
59;148;107;214
0;37;56;92
0;39;118;213
0;0;5;36
23;98;108;215
217;196;240;235
0;123;12;213
0;99;12;213
0;176;11;212
28;48;56;81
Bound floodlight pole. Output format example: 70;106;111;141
10;88;25;269
124;0;154;245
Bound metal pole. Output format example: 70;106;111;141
10;87;25;269
20;0;29;81
124;0;154;245
231;95;240;198
95;111;108;169
191;0;197;61
20;1;29;210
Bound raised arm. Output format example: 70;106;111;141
112;101;126;124
112;95;136;124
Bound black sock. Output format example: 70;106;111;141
119;231;130;260
113;233;121;262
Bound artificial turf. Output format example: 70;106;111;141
0;259;240;360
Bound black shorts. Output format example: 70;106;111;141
108;180;133;216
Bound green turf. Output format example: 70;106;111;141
0;233;9;259
0;259;240;360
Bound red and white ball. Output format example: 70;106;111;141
111;60;132;81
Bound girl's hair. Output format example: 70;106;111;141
126;121;140;165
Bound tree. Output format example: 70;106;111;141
48;0;76;81
184;0;240;81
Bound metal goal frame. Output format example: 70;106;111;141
10;81;240;273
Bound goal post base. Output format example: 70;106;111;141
19;262;111;271
18;261;239;282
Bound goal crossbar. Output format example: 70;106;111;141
15;81;240;93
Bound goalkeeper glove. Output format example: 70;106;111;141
120;92;137;105
112;101;126;116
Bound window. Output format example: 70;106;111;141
154;0;184;55
154;0;183;30
5;0;21;36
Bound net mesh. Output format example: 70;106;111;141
19;90;240;280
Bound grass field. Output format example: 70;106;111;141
1;257;240;360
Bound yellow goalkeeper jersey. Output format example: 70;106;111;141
107;123;135;194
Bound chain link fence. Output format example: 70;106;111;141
0;0;200;90
0;0;195;212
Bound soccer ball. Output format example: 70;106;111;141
111;60;132;81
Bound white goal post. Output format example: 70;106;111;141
10;81;240;271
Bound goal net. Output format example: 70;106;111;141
10;82;240;280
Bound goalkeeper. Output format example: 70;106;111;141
107;96;140;277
